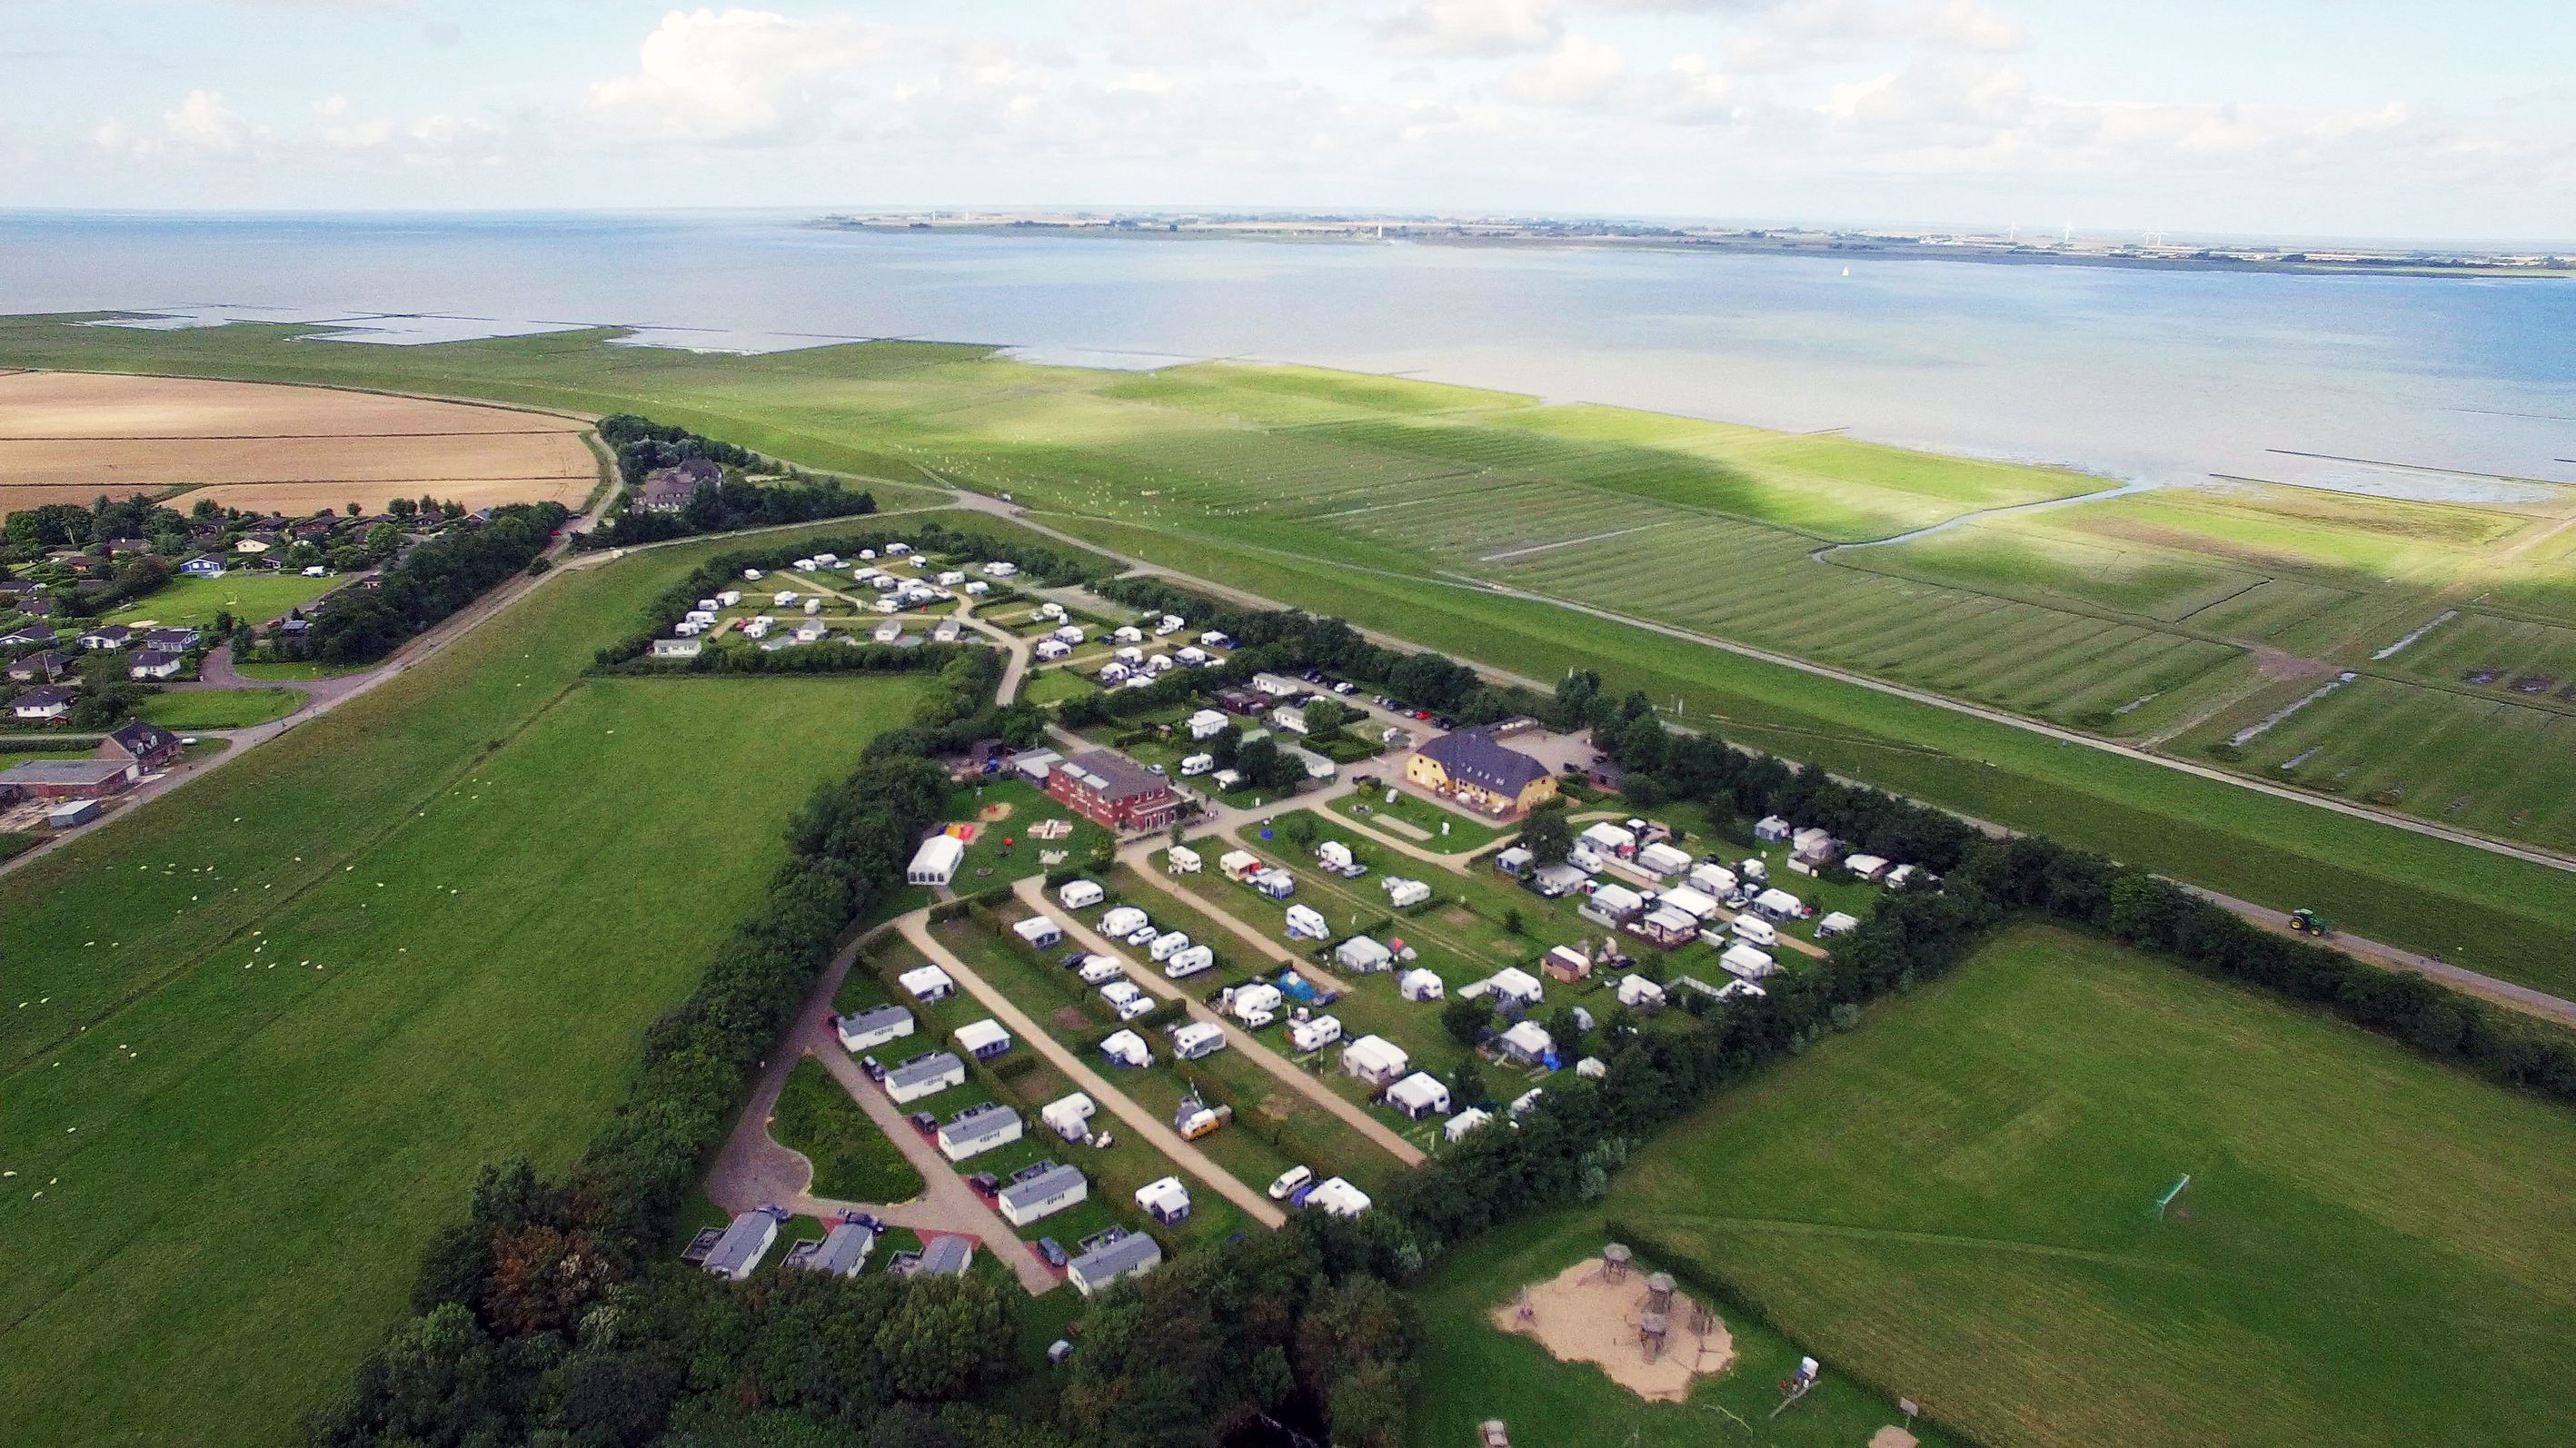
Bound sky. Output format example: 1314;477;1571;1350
3;0;2571;241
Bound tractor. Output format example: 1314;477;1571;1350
2288;908;2332;938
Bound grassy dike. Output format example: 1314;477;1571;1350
0;523;931;1448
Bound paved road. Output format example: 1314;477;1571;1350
2193;888;2576;1028
701;925;1061;1294
1015;876;1428;1169
900;913;1291;1226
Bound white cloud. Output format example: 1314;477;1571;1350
582;8;920;146
1377;0;1563;58
94;90;263;162
1498;35;1629;108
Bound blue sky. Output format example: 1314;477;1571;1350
5;1;2571;240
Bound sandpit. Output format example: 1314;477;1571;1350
1490;1257;1732;1402
0;372;596;516
978;801;1016;823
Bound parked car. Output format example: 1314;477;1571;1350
859;1055;887;1082
906;1111;938;1137
1331;680;1355;695
1148;762;1167;775
1035;1237;1069;1268
1412;709;1431;720
966;1172;1001;1200
1059;949;1090;969
1268;1165;1315;1201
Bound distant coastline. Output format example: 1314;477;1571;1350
811;213;2576;279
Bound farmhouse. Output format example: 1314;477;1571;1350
1068;1230;1163;1296
637;458;721;511
1046;749;1185;831
835;1004;915;1054
701;1206;787;1281
1342;1034;1410;1086
1386;1072;1451;1119
905;834;966;887
1403;727;1558;817
98;720;183;771
997;1162;1089;1226
885;1050;966;1103
786;1220;877;1277
937;1103;1023;1162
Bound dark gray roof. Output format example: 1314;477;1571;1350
998;1163;1086;1213
838;1004;912;1036
11;685;76;709
104;720;181;759
1057;749;1169;803
1417;727;1550;795
793;1221;877;1276
703;1208;784;1276
887;1050;963;1093
942;1103;1020;1146
1069;1231;1163;1282
1;759;131;787
915;1235;974;1276
129;649;183;669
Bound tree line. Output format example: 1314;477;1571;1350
578;415;877;550
261;502;570;666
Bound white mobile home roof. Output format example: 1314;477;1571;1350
702;1209;782;1280
1589;882;1646;915
899;964;954;998
1636;842;1694;876
1014;916;1064;946
1499;1020;1555;1059
954;1019;1011;1056
1386;1072;1451;1116
1444;1106;1493;1141
998;1163;1088;1222
886;1051;966;1099
835;1004;914;1051
1720;943;1779;978
1342;1034;1409;1078
1658;885;1722;919
1580;821;1636;853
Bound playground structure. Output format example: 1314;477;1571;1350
1490;1245;1732;1401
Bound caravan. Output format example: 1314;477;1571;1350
1171;1021;1228;1060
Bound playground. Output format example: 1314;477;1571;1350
1489;1246;1731;1403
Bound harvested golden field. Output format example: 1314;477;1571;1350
0;371;596;515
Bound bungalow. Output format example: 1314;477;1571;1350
1068;1229;1163;1296
1013;915;1065;949
1341;1034;1410;1087
1386;1072;1452;1120
954;1018;1013;1062
126;650;184;681
1444;1106;1494;1143
76;625;134;651
1497;1020;1555;1066
906;834;965;887
998;1162;1089;1226
5;650;71;684
1616;974;1667;1011
937;1103;1023;1162
1335;935;1395;974
885;1050;967;1104
1134;1176;1191;1225
1397;968;1445;1003
701;1206;789;1281
899;964;956;1002
787;1219;877;1278
11;685;76;722
98;720;184;771
1580;882;1646;927
0;624;57;650
179;555;226;578
1403;726;1558;818
835;1004;915;1054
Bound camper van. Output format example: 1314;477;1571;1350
1059;879;1107;910
1730;914;1777;948
1171;1022;1228;1060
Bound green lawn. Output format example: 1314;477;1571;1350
132;687;303;730
771;1057;929;1205
1590;922;2576;1448
1020;666;1101;706
230;658;373;681
104;571;343;629
0;524;934;1448
1327;785;1507;853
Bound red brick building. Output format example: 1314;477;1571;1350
1045;749;1184;832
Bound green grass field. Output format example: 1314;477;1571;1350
5;321;2576;986
0;525;934;1448
131;687;303;730
104;571;345;629
771;1058;929;1205
1588;923;2576;1448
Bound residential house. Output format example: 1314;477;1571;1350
6;650;71;685
127;649;184;680
11;685;76;722
75;625;134;651
1045;749;1184;832
0;624;58;650
98;720;184;771
144;627;201;653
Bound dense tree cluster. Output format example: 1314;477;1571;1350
580;416;875;549
263;502;570;666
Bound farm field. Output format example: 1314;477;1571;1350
0;369;597;516
0;522;932;1448
5;322;2576;988
1595;923;2576;1448
104;570;345;628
